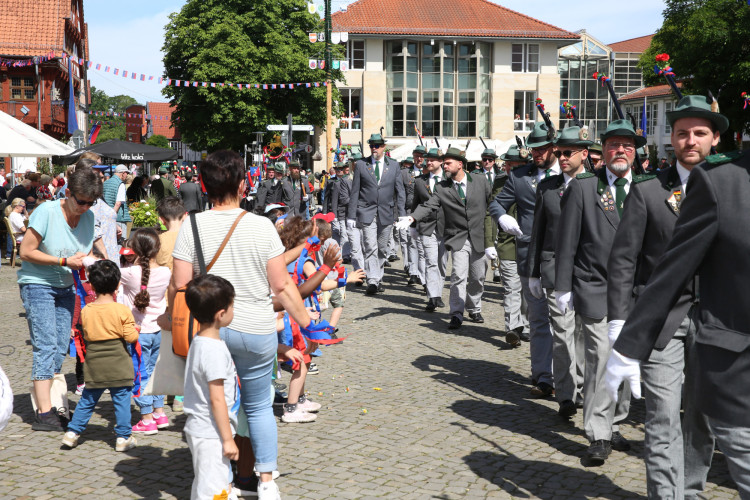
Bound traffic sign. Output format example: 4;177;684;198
304;145;314;153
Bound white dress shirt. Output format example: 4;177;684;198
675;162;691;194
453;176;467;200
605;167;633;197
535;161;561;184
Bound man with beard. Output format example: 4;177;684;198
555;119;643;464
489;123;558;396
347;134;405;295
286;161;308;217
412;145;426;177
605;95;724;498
398;148;494;329
528;126;590;418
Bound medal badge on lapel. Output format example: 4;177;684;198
667;188;682;214
600;191;615;212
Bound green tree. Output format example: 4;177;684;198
639;0;750;150
88;86;141;143
162;0;344;151
145;134;170;148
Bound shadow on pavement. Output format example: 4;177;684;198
114;445;192;499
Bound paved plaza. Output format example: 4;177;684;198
0;260;739;499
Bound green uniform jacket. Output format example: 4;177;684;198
473;169;516;260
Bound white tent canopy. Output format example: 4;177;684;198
388;138;517;162
0;110;74;158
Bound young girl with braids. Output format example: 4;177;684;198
120;228;172;434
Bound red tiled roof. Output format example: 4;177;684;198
0;0;68;56
620;82;683;102
147;102;179;140
608;34;653;53
331;0;578;39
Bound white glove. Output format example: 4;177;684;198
529;277;543;299
605;349;642;402
608;320;625;348
82;256;99;269
498;214;523;237
394;216;414;231
346;219;357;230
484;247;498;260
554;290;574;313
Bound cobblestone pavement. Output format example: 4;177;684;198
0;259;739;499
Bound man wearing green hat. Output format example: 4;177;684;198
345;152;364;269
472;148;502;283
490;123;559;398
346;133;406;295
398;147;494;329
606;94;726;494
256;163;288;212
588;143;603;170
151;165;178;202
527;125;591;419
554;118;644;464
412;145;427;177
285;160;308;218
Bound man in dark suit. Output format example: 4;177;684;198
472;148;504;282
490;123;559;397
345;153;364;270
178;171;203;213
255;163;287;212
528;126;591;418
411;148;446;311
328;163;349;261
398;157;419;285
398;147;494;329
605;95;726;498
554;119;644;464
286;161;308;217
346;133;406;295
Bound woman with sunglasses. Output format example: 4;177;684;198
17;166;101;432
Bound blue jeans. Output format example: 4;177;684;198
220;327;278;473
68;386;133;439
129;332;164;414
20;284;75;380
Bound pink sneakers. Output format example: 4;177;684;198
131;419;158;435
153;413;169;429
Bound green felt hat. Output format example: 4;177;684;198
413;145;427;155
499;145;529;162
273;163;286;173
600;119;648;148
334;162;345;170
401;156;414;165
555;126;593;147
350;152;363;161
666;94;729;134
367;133;386;145
424;148;441;159
158;166;169;174
441;147;467;164
288;160;301;168
480;148;498;159
588;142;602;153
526;122;557;149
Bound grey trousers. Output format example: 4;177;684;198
388;227;397;258
706;417;750;500
407;229;419;276
520;276;553;386
546;289;584;404
414;231;426;284
397;227;420;276
332;219;351;259
580;314;630;442
421;232;447;299
499;260;527;333
448;239;486;318
349;224;365;272
360;219;392;285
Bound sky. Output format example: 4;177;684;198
85;0;667;104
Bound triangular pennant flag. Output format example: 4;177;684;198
166;78;172;85
123;70;128;78
271;84;277;89
306;83;311;88
114;68;119;75
280;84;286;89
202;82;207;87
87;61;93;69
263;84;268;89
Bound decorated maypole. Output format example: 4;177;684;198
325;0;333;175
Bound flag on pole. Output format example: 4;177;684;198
641;97;648;138
67;57;79;135
88;121;102;144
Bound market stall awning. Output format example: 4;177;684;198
0;110;74;157
54;139;179;164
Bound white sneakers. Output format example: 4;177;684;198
115;435;137;452
296;397;321;413
281;406;317;423
257;480;281;500
61;431;79;448
63;432;137;451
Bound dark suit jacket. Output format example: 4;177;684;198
285;176;308;216
400;168;415;214
347;155;405;225
178;181;203;213
615;151;750;426
488;161;540;277
528;174;566;288
336;176;351;220
411;172;493;253
411;173;444;238
324;177;339;215
608;166;694;352
555;168;622;320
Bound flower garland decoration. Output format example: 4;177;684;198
742;92;750;110
560;101;577;119
653;53;675;77
535;97;544;112
592;72;611;86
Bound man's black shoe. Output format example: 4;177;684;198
435;297;445;308
342;257;352;264
407;275;416;286
493;275;502;283
448;316;462;330
519;331;530;342
32;408;64;432
365;284;378;296
377;283;385;293
388;255;398;262
469;312;484;323
425;298;437;312
355;279;364;287
530;382;555;398
422;285;428;296
586;440;612;464
558;400;577;419
384;260;391;267
610;431;631;452
505;331;521;348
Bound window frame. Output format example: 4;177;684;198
10;76;35;101
511;43;540;73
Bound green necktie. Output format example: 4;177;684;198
375;160;380;182
544;168;551;179
456;181;466;202
486;171;491;183
614;177;628;217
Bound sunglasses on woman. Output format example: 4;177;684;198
71;194;96;207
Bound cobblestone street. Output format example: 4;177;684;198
0;260;739;499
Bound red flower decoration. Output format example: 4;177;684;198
655;53;670;63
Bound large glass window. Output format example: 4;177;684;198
347;40;365;70
612;54;643;96
11;77;35;100
514;91;536;132
339;89;361;130
512;44;539;73
386;40;491;138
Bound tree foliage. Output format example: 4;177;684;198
639;0;750;149
145;134;170;148
162;0;344;152
89;86;141;143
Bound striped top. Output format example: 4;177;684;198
173;208;284;335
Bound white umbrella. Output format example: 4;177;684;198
0;110;74;157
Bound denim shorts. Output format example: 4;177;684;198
20;283;76;380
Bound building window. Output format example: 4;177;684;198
613;55;644;96
513;91;537;132
386;40;490;138
11;77;35;100
558;57;610;138
346;40;365;70
664;101;673;134
339;88;361;130
512;44;539;73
